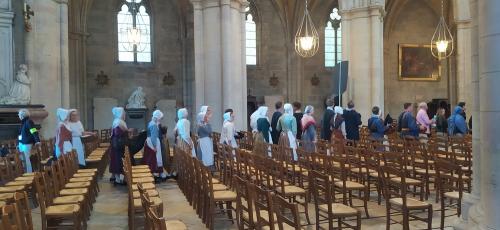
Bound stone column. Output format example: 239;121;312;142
25;0;70;137
455;0;472;104
339;0;385;118
478;0;500;229
190;0;248;131
0;0;14;96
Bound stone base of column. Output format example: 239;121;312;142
454;194;489;230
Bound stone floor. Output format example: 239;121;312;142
31;170;460;230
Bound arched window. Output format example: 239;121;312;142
325;8;341;67
117;0;151;63
245;6;257;66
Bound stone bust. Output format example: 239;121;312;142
126;86;146;109
0;64;31;105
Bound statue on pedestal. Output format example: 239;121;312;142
126;86;146;109
0;64;31;105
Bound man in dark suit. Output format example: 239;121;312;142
320;98;336;141
292;102;304;140
270;101;283;144
343;101;362;141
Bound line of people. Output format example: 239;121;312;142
16;108;93;174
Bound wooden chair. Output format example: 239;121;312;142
33;171;85;230
1;203;22;230
331;156;370;218
233;175;254;230
435;159;464;229
249;183;275;230
272;194;303;230
270;159;311;225
309;170;361;230
13;191;34;230
380;165;433;230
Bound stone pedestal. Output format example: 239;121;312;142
125;108;148;132
0;105;49;140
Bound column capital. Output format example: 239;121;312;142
339;0;384;12
0;0;11;11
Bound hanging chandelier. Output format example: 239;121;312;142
119;0;148;52
295;0;319;58
431;0;454;59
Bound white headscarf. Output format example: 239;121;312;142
112;107;127;129
223;112;232;123
250;106;265;131
257;106;269;119
284;103;293;115
18;109;30;120
197;105;209;125
304;105;314;114
68;109;84;136
57;108;71;129
176;108;190;141
334;106;343;115
152;110;164;122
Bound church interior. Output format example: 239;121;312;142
0;0;499;229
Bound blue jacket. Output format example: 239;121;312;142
18;118;40;145
450;106;468;135
368;116;387;140
343;109;362;140
401;111;419;137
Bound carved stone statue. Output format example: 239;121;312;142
126;86;146;109
0;64;31;105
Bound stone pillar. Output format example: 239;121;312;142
25;0;70;137
0;0;14;96
478;0;500;229
339;0;385;118
455;0;472;104
190;0;248;131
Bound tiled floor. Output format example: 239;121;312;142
31;171;459;230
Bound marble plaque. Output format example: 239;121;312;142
125;108;148;132
93;97;118;130
156;99;177;142
264;95;284;113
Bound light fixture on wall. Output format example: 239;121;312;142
295;0;319;58
431;0;453;59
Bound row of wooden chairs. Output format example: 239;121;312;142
0;191;33;229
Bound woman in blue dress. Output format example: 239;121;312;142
277;103;298;160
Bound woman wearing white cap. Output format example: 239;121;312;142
174;108;196;156
55;108;73;158
276;103;298;160
142;110;169;180
68;109;95;166
221;111;238;148
196;106;214;168
109;107;128;184
331;106;346;140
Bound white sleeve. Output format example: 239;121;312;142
341;122;346;138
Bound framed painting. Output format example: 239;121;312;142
398;44;441;81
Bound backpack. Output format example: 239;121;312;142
447;115;456;135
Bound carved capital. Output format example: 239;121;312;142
52;0;69;4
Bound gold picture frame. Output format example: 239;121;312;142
398;44;441;81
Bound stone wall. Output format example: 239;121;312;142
383;0;452;116
86;0;188;129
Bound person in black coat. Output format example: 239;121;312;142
343;101;362;141
17;109;40;173
320;98;336;141
292;102;304;140
270;101;283;144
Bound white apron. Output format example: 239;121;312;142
72;136;85;166
199;137;214;166
55;141;72;158
287;130;297;161
146;137;163;168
